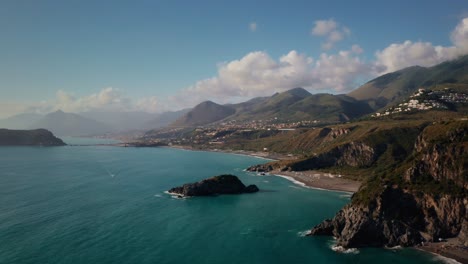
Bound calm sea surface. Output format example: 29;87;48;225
0;139;445;263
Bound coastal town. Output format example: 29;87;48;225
371;88;468;118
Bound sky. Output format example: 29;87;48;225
1;0;468;118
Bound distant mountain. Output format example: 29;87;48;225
30;110;112;136
171;101;235;127
229;88;372;122
170;87;373;128
348;55;468;109
144;109;190;129
80;111;156;131
0;113;43;129
0;128;66;146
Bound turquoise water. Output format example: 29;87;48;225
0;143;443;263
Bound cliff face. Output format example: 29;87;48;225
0;129;66;146
310;121;468;248
310;186;467;247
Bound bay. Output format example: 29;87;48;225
0;142;443;263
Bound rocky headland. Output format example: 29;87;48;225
246;119;467;261
0;128;66;146
168;174;259;197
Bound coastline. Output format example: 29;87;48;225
141;144;466;263
167;145;360;193
414;238;468;264
166;145;288;161
271;170;361;193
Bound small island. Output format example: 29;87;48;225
0;129;66;146
168;174;259;197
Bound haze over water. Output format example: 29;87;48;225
0;140;442;263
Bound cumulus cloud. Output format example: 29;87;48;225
375;17;468;73
451;17;468;53
170;48;373;107
17;87;163;116
51;88;132;113
136;96;159;113
249;22;257;32
311;19;351;50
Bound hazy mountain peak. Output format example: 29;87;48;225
283;87;312;98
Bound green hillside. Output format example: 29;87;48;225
348;55;468;110
171;101;236;127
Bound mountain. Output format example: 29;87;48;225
80;111;156;131
0;128;66;146
144;109;190;129
0;113;43;129
229;92;372;122
348;55;468;109
171;87;373;127
30;110;112;136
171;101;236;127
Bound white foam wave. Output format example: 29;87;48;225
154;194;162;197
384;245;402;250
275;175;307;187
164;191;189;199
331;245;360;254
297;230;311;237
433;255;462;264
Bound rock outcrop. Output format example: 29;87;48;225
309;186;467;247
0;128;66;146
168;175;259;197
309;121;468;248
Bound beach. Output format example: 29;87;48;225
271;169;361;193
415;238;468;264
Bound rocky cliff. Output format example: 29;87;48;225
310;186;467;247
310;120;468;248
0;129;66;146
168;175;259;197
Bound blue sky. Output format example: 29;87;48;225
1;0;468;117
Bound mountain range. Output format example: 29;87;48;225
1;55;467;135
0;109;188;136
170;55;468;128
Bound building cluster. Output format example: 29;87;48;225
219;118;319;130
371;88;467;118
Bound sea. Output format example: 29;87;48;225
0;138;449;264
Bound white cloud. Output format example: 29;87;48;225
311;19;337;36
12;88;163;116
311;19;351;50
136;96;159;113
451;17;468;53
51;88;132;113
249;22;257;32
170;48;374;107
375;17;468;73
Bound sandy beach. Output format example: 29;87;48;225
415;238;468;264
270;169;361;193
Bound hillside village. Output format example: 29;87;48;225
371;88;468;118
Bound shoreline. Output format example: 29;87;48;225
270;170;361;193
122;144;467;263
165;145;287;161
414;238;468;264
167;145;361;193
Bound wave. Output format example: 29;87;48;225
274;175;307;188
297;230;311;237
433;255;462;264
330;245;360;254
